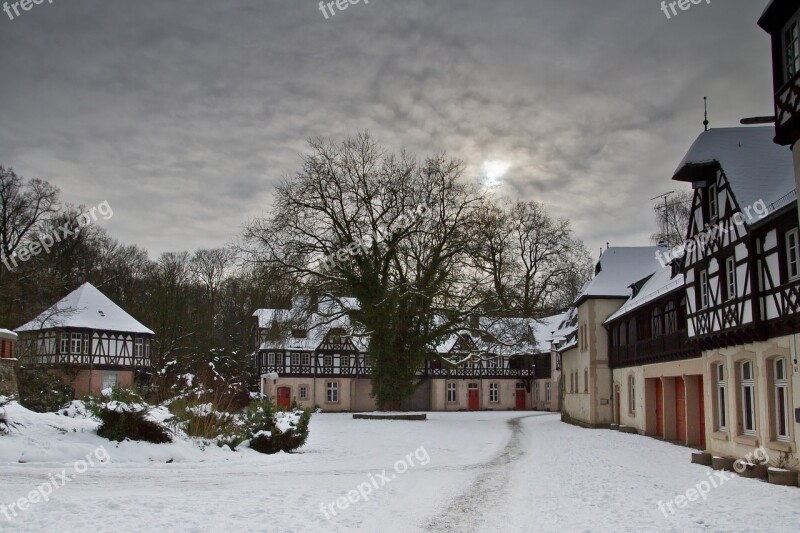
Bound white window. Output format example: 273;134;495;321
489;383;499;403
628;375;635;413
340;355;350;368
70;333;82;355
773;358;790;441
291;353;300;366
324;355;333;368
708;184;718;220
784;13;800;79
60;334;69;354
740;361;756;435
786;228;800;280
534;382;539;401
301;353;311;367
267;352;275;365
299;385;308;400
83;334;89;355
446;382;456;403
545;382;552;402
487;357;501;369
134;338;144;358
326;381;338;403
716;363;727;431
699;270;710;309
725;257;736;301
101;372;118;391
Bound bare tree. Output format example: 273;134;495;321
243;133;497;409
651;191;692;248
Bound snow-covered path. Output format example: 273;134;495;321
1;411;799;532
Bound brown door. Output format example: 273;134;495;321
468;389;480;410
676;377;686;443
615;386;621;424
515;390;526;410
277;386;292;410
698;376;706;448
656;379;664;438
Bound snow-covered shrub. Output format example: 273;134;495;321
0;396;10;434
239;400;311;455
86;388;172;444
16;366;73;413
169;399;237;440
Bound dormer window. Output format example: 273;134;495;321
707;184;718;220
783;11;800;80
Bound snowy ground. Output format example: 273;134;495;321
1;408;799;532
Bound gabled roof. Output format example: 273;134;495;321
672;127;795;212
15;283;153;335
530;312;568;353
605;267;685;324
575;247;663;306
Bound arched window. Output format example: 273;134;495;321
772;358;790;441
651;306;663;338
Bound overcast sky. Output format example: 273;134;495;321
0;0;776;260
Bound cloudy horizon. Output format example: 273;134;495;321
0;0;776;260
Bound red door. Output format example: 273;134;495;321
676;377;687;443
656;379;664;438
698;376;706;448
277;387;292;410
515;390;526;410
468;389;479;410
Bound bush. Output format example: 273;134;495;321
168;398;237;441
16;367;73;413
86;388;172;444
241;400;311;455
0;396;10;435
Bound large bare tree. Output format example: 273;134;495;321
244;133;498;409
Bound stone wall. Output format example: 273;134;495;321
0;358;19;398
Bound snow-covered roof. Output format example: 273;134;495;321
0;328;17;340
15;283;154;335
605;267;684;324
672;127;795;214
575;247;663;305
530;312;568;353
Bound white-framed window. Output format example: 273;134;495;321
786;228;800;280
783;12;800;80
699;269;710;309
725;257;736;301
299;385;308;400
60;334;69;354
83;334;89;355
545;382;552;402
487;357;501;369
628;375;635;413
101;372;119;391
134;338;144;358
740;361;756;435
291;352;300;366
340;355;350;368
708;184;718;220
489;383;499;403
267;352;275;366
446;382;456;403
534;382;539;401
773;358;790;441
70;333;82;355
326;381;338;403
324;355;333;368
716;363;727;431
301;353;311;367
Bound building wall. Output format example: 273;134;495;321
702;333;799;468
794;140;800;225
0;359;18;397
61;369;135;397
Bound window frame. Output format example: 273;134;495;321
628;375;635;414
489;383;499;403
716;362;727;431
301;352;311;367
267;352;276;366
786;228;800;281
299;385;308;400
725;256;736;301
699;269;710;309
708;184;718;220
326;381;339;403
739;360;756;436
534;382;539;401
545;382;551;402
773;358;790;442
446;382;457;403
70;332;82;355
291;352;300;367
782;11;800;81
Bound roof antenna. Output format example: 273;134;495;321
703;96;709;132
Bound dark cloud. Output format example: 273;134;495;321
0;0;774;258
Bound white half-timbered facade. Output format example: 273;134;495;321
15;282;154;396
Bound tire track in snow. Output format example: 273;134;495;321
424;413;554;532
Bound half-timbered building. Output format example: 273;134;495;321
0;328;18;397
254;298;561;412
14;282;154;397
605;265;703;445
672;126;800;465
